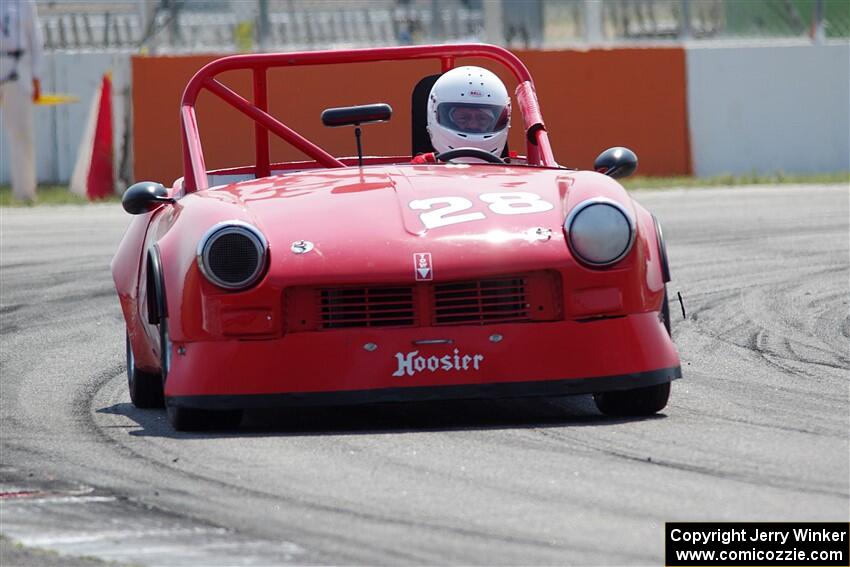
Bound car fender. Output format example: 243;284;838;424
153;193;269;344
112;212;161;373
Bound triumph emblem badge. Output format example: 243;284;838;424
414;252;432;281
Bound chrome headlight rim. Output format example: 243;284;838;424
564;197;636;267
196;220;268;290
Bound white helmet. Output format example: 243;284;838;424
426;66;511;157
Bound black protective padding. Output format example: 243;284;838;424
411;74;441;156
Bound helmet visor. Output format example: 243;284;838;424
436;103;509;135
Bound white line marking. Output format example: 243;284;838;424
10;495;117;505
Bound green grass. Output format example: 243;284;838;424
2;173;847;206
0;535;120;567
0;185;120;207
724;0;850;38
622;171;850;190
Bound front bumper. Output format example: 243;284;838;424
170;366;680;410
164;311;681;407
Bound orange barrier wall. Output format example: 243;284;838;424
133;47;690;184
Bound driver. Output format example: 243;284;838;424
413;66;511;163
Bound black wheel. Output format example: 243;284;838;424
159;316;171;384
167;405;243;432
436;147;505;164
593;382;671;417
126;333;164;408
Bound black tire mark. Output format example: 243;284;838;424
81;373;625;564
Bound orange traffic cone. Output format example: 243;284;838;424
70;74;114;200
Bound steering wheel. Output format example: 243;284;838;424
435;147;505;164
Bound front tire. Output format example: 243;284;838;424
126;333;164;408
158;317;243;431
159;316;171;383
592;286;675;416
593;382;671;417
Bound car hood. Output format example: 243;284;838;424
195;165;619;285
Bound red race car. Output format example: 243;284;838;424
113;44;681;431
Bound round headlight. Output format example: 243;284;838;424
197;221;268;290
565;198;635;266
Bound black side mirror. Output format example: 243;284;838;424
594;147;638;179
122;182;174;215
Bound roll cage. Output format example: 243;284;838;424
180;43;556;193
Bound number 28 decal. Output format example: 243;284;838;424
409;192;554;230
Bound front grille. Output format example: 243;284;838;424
287;272;560;332
320;286;415;329
433;277;528;325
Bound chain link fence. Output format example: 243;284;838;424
37;0;483;52
541;0;849;45
36;0;849;52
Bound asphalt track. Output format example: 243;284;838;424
1;184;848;566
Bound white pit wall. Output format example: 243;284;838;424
686;41;850;177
